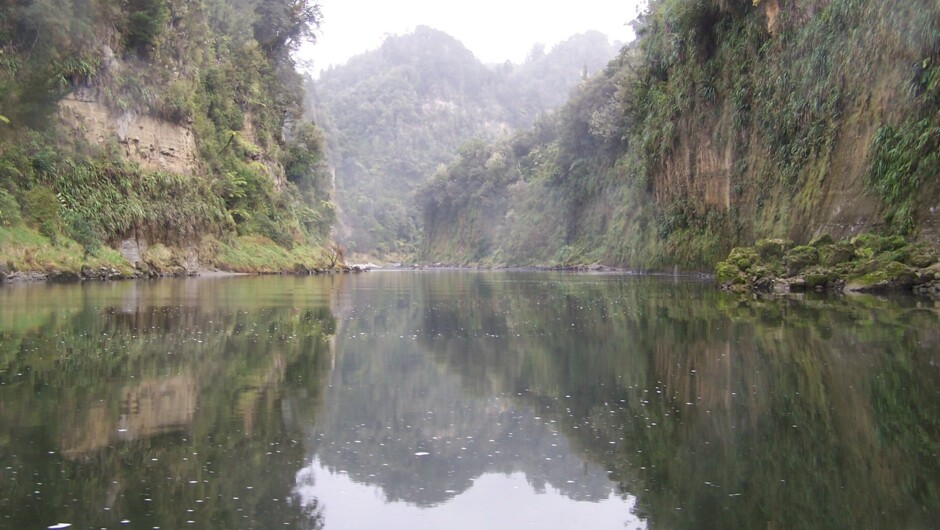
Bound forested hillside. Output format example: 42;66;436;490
0;0;337;278
420;0;940;270
310;27;620;257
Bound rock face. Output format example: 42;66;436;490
716;234;940;296
119;238;148;265
58;93;199;175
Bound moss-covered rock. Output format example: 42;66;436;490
755;238;790;261
809;233;834;248
851;233;906;257
802;265;838;289
903;243;939;268
716;234;938;297
784;245;820;276
821;241;856;266
847;261;918;292
727;246;759;270
716;261;747;287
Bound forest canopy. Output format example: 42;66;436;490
0;0;337;271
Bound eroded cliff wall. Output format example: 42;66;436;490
419;0;940;268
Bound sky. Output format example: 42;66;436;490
299;0;649;75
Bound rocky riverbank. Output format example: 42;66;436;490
0;263;367;285
716;234;940;296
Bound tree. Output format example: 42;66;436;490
253;0;322;56
124;0;169;58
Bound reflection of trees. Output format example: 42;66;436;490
410;273;940;529
310;272;619;506
0;277;336;529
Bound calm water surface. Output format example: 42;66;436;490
1;271;939;529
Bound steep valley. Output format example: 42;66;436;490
419;0;940;272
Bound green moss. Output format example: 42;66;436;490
902;243;939;268
716;232;938;295
851;233;906;254
849;261;918;288
784;245;820;276
727;246;759;270
821;241;855;266
809;234;834;248
803;266;837;288
755;238;790;261
716;260;746;285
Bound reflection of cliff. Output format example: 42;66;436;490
408;272;940;530
310;272;620;507
0;277;338;529
61;376;197;458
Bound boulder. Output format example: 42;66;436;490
903;243;939;268
809;234;834;248
716;261;746;288
784;245;819;276
846;261;918;293
755;239;791;261
726;247;759;270
822;241;855;266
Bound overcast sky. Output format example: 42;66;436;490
299;0;648;75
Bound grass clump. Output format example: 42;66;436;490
205;236;333;274
0;225;134;277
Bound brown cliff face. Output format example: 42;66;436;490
58;94;200;176
646;0;938;250
417;0;939;269
60;375;197;458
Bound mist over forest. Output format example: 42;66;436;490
308;27;621;257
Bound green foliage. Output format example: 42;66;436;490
0;224;135;275
21;185;61;231
0;188;22;227
867;117;939;234
252;0;322;56
65;214;102;257
124;0;170;57
0;0;337;270
315;27;620;256
419;0;940;269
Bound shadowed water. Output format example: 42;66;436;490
1;271;939;529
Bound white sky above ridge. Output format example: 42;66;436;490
298;0;649;76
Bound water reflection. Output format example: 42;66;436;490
2;272;939;529
298;272;940;529
0;277;337;529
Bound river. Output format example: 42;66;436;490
1;271;938;529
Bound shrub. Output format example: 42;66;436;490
124;0;169;58
0;188;22;226
22;186;61;229
66;215;102;256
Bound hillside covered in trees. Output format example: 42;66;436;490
309;27;621;257
419;0;940;270
0;0;338;278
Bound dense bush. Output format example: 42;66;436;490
419;0;940;268
0;0;336;260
